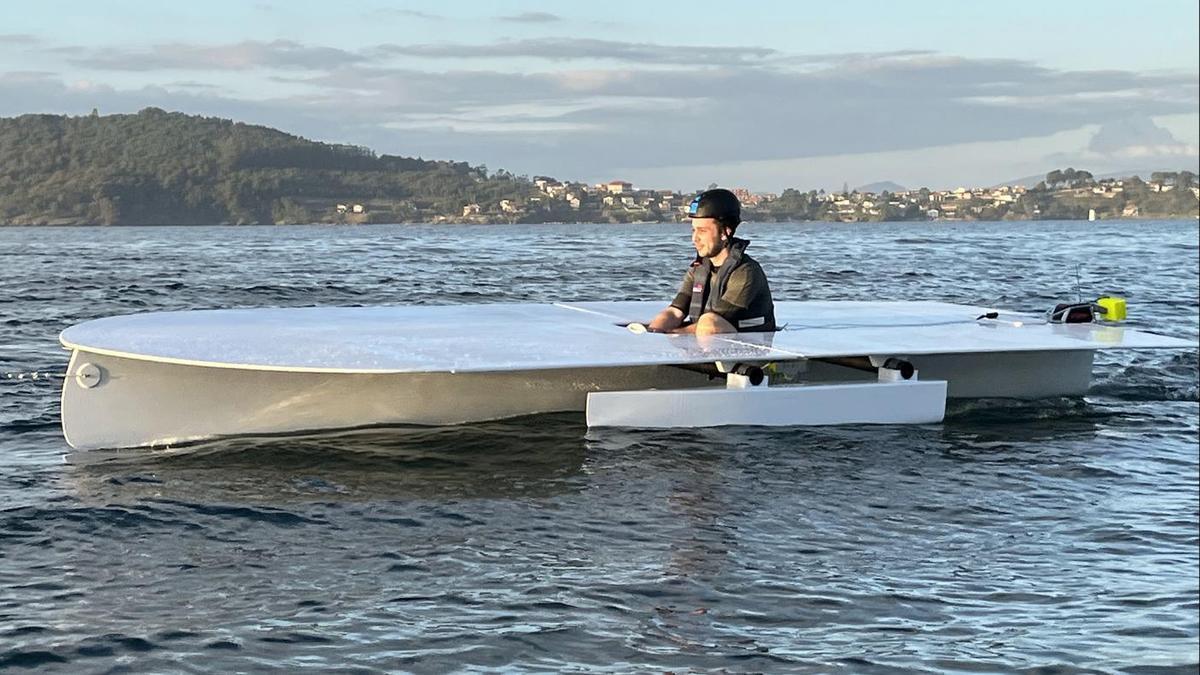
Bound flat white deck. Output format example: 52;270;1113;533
59;301;1193;374
569;301;1192;358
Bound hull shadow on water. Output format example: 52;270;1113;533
61;397;1109;507
63;413;591;505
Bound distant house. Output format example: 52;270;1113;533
462;203;481;216
535;177;567;196
352;204;365;214
336;204;348;214
500;199;518;213
606;180;633;194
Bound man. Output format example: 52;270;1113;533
646;188;776;336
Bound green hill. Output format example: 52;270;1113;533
0;108;533;225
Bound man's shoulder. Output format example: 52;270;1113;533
734;252;769;276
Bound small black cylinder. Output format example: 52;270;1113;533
732;364;765;385
882;358;915;380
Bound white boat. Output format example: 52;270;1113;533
58;300;1193;450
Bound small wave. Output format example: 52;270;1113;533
0;650;69;668
0;411;61;436
894;237;958;244
143;499;325;527
258;632;333;644
1091;352;1200;402
74;633;158;657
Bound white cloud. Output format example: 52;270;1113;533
73;40;364;71
497;12;562;23
609;126;1103;192
3;37;1197;189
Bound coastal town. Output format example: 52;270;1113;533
4;110;1196;226
432;169;1200;225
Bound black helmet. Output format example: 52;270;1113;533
687;188;741;224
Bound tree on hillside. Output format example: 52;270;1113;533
1046;167;1095;188
0;110;534;225
1149;170;1193;186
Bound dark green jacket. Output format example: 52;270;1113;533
669;238;776;331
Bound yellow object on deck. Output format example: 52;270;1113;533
1097;296;1127;322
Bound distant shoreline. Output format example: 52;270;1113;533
4;110;1197;226
5;217;1198;228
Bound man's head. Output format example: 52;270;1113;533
688;188;742;259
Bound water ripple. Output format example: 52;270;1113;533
0;221;1195;671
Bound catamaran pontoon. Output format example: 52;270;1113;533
58;300;1193;450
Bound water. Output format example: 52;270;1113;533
1;220;1197;671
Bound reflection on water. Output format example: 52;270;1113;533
65;414;589;504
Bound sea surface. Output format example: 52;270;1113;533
0;220;1197;673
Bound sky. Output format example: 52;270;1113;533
1;0;1197;191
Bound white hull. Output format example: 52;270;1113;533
62;347;1095;450
804;349;1095;398
58;300;1191;450
61;350;711;450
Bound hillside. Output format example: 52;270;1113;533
0;108;534;225
855;181;907;193
1;109;1196;225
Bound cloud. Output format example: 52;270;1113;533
72;40;365;71
0;34;41;46
374;38;776;65
262;54;1196;185
1088;117;1189;155
497;12;562;23
3;37;1197;186
1039;117;1199;176
369;8;445;21
166;80;225;90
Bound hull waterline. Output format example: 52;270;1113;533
61;347;1096;450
